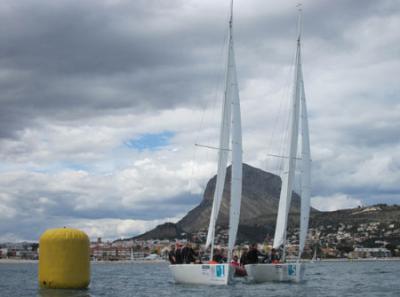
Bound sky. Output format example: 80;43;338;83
0;0;399;242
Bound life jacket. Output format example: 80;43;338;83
230;261;239;267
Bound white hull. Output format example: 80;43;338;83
169;264;232;285
245;262;305;283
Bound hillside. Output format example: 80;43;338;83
130;164;400;244
133;163;314;242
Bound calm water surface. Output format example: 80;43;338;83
0;260;399;297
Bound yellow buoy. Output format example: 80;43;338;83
38;228;90;289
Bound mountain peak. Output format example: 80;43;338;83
135;163;303;242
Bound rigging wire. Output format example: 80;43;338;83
188;6;231;195
263;46;297;178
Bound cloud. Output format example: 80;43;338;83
0;0;399;241
69;216;184;241
311;193;363;212
0;193;17;219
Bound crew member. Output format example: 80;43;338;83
246;243;261;264
211;249;224;263
182;242;196;264
168;245;176;264
240;248;248;266
270;248;280;264
175;243;183;264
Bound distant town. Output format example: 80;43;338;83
1;214;399;261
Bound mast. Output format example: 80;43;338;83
227;0;242;264
273;6;302;255
205;0;236;261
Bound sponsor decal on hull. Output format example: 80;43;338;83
288;264;297;277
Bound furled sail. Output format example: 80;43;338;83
227;10;243;263
204;75;232;250
273;30;302;250
298;59;311;257
205;0;239;251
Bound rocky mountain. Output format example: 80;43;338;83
133;163;313;242
177;163;306;233
131;163;400;244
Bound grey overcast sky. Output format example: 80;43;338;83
0;0;399;241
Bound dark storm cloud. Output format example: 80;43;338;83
1;0;397;138
0;0;228;138
2;0;188;75
5;189;199;220
0;0;396;141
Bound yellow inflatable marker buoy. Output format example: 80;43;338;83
38;228;90;289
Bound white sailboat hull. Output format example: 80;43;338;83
169;264;233;285
245;262;305;283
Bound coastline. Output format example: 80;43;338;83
0;258;167;264
1;257;400;264
314;257;400;262
0;259;38;264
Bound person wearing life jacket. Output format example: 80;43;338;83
208;248;223;264
230;255;247;277
270;248;280;264
213;248;224;263
230;255;240;267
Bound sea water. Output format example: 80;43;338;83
0;260;399;297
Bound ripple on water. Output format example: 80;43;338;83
0;261;400;297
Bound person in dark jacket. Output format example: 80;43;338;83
246;243;261;264
212;248;224;263
240;248;248;266
181;242;196;264
175;243;183;264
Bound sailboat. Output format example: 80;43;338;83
245;6;311;283
169;0;243;286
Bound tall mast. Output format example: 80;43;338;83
227;0;242;264
298;5;311;259
205;0;236;261
273;6;302;256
